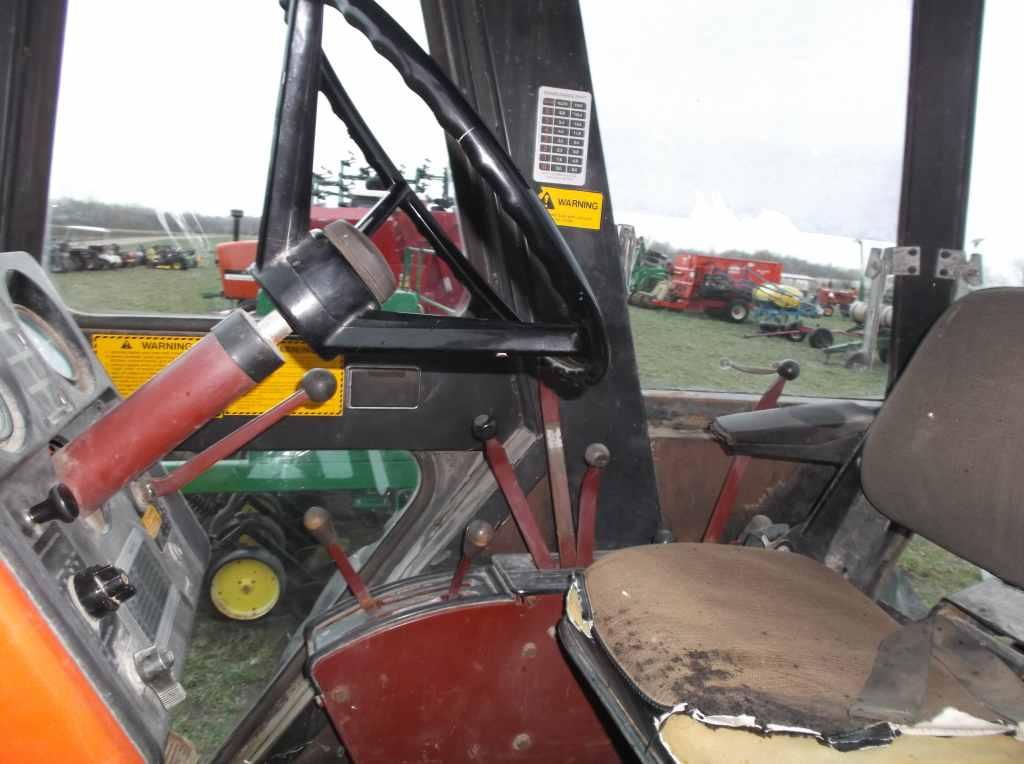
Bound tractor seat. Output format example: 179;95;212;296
561;288;1024;761
564;544;1021;761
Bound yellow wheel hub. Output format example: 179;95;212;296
210;557;281;620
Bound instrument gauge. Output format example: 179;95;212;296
0;382;27;451
15;306;78;382
0;396;12;442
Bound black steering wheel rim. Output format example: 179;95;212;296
327;0;610;385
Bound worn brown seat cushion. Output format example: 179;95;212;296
581;543;996;734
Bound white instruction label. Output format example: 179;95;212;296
533;86;592;187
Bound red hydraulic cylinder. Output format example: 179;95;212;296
54;312;287;517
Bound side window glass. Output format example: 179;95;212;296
965;0;1022;294
45;3;283;315
584;2;912;398
45;2;466;319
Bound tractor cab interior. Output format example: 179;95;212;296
1;0;1023;762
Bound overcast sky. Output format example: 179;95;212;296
49;1;1023;280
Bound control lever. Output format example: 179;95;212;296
473;415;555;570
52;221;395;520
303;506;378;611
148;369;336;497
576;443;610;567
445;520;495;600
703;359;800;543
720;357;800;379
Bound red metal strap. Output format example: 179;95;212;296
482;438;556;570
702;375;788;543
539;383;577;567
150;389;309;497
444;556;472;601
327;542;378;611
575;465;603;566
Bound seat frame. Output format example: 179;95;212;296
558;618;679;764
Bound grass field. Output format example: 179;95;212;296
628;305;888;399
172;612;297;760
898;536;983;610
51;236;235;315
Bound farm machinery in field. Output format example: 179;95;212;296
216;204;470;315
145;244;198;270
747;280;835;347
817;284;859;316
627;251;782;323
48;241;136;271
163;450;421;621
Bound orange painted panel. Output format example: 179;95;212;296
0;560;142;763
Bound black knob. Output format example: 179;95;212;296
300;368;337;403
28;484;79;525
471;414;497;442
463;519;495;555
584;443;611;468
74;564;136;617
776;359;801;381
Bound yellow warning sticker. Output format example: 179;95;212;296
538;186;604;230
141;504;162;538
91;334;344;416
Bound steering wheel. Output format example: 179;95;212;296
263;0;610;386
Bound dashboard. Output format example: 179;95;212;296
0;253;208;761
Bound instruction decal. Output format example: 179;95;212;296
534;85;592;186
538;186;604;230
92;334;344;416
141;504;162;539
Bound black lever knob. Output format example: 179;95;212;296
775;359;801;381
28;484;79;525
462;519;495;556
74;564;136;617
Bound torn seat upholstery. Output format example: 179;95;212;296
564;544;1021;760
561;289;1024;760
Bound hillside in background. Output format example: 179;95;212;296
49;198;261;236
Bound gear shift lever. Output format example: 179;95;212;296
445;519;495;600
304;506;377;611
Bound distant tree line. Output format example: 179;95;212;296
48;198;261;237
646;239;860;283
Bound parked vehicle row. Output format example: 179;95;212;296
49;242;199;272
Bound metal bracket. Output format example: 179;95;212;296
889;246;921;276
936;249;984;287
135;645;186;710
864;247;885;279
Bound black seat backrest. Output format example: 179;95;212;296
862;288;1024;588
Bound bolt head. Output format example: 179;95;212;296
471;414;497;441
584;443;610;468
